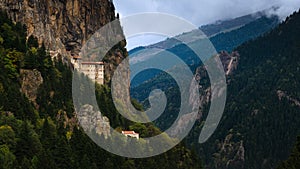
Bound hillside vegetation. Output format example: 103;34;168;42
197;9;300;169
0;11;203;169
131;9;300;169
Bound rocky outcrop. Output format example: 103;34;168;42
212;133;245;169
77;104;111;139
277;90;300;108
219;51;240;76
56;110;77;132
20;69;43;107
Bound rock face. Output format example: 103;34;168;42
0;0;117;57
212;133;245;169
77;104;111;139
219;51;240;76
0;0;127;83
20;69;43;107
277;90;300;108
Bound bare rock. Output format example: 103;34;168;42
212;132;245;169
0;0;117;57
20;69;43;107
77;104;111;139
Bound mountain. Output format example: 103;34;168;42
210;15;279;52
130;13;279;87
0;1;204;169
200;11;266;37
197;9;300;169
130;9;300;169
146;10;269;50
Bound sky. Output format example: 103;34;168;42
114;0;300;50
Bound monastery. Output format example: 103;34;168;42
71;56;104;84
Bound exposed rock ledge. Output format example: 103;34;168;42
0;0;119;58
20;69;43;108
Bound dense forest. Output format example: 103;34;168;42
131;9;300;169
197;9;300;169
276;136;300;169
0;11;203;169
210;15;279;52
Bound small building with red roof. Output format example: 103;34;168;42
122;131;139;139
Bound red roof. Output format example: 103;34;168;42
122;131;138;135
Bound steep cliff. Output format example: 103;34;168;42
0;0;116;56
20;69;43;108
0;0;127;83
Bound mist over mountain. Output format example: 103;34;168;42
129;11;279;87
115;0;300;28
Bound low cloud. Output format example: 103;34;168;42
114;0;300;49
115;0;300;26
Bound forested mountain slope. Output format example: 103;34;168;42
130;13;279;87
276;136;300;169
131;9;300;169
196;9;300;169
0;12;203;169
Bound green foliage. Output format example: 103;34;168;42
210;16;279;52
0;10;203;169
0;36;3;44
276;136;300;169
0;126;16;149
0;12;26;52
0;145;15;169
132;9;300;169
24;47;39;69
196;10;300;169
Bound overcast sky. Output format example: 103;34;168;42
114;0;300;50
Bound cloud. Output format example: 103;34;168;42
114;0;300;25
267;0;300;20
114;0;300;49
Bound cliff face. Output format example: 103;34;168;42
0;0;117;57
20;69;43;108
0;0;127;83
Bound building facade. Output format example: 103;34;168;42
71;56;104;85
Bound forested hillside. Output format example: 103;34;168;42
130;13;279;87
0;12;203;169
131;9;300;169
199;11;267;36
210;15;279;52
196;9;300;169
276;136;300;169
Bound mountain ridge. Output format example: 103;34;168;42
130;8;300;169
130;13;279;87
